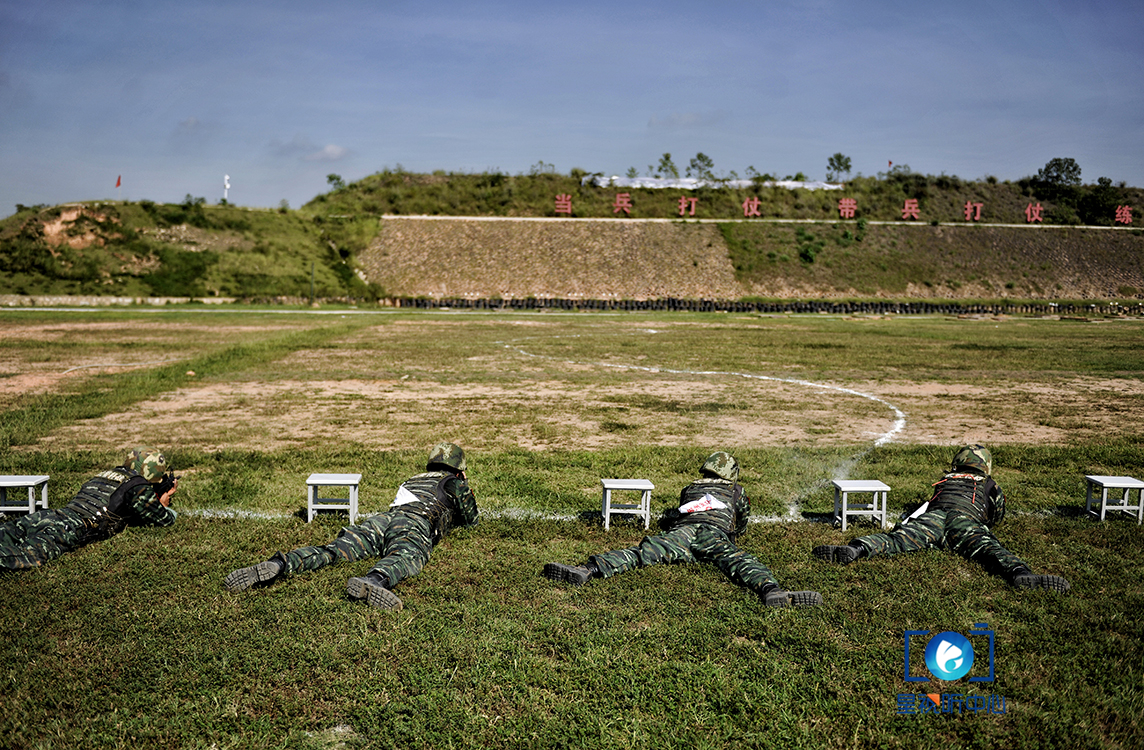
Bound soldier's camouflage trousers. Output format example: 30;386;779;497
590;523;779;593
852;508;1028;578
0;509;88;570
281;511;434;589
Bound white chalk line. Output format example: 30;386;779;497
498;333;907;519
183;332;907;525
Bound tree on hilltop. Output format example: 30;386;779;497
1037;158;1081;187
826;153;852;182
686;152;715;181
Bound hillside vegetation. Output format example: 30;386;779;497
2;169;1142;302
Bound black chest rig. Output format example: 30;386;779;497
65;468;149;543
393;471;458;544
929;472;996;525
667;479;741;538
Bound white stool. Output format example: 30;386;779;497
832;479;890;531
306;473;361;523
0;475;50;515
1085;475;1144;524
601;478;654;530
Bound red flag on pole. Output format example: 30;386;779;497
116;175;121;188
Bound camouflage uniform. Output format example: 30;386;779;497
278;470;479;587
0;450;176;571
850;470;1027;578
546;452;821;607
590;477;784;593
815;445;1069;591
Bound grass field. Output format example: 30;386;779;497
1;307;1142;749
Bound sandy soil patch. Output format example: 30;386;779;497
24;370;1140;454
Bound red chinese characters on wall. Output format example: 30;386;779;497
742;197;762;217
901;199;920;220
554;194;572;215
964;201;984;221
678;196;698;216
1025;203;1043;223
1115;205;1133;224
838;198;857;219
613;193;633;215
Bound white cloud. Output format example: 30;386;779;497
302;144;349;162
269;135;349;162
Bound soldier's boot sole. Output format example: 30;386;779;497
542;563;592;586
223;561;283;592
812;545;859;565
346;577;404;611
1012;574;1070;593
763;589;824;608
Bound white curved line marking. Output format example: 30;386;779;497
500;341;907;447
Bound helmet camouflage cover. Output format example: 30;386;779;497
427;442;466;472
701;451;739;482
126;446;169;483
951;444;992;475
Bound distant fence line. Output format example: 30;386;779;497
388;296;1143;316
1;294;1141;317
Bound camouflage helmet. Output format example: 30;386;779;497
427;442;466;472
126;446;169;483
700;451;739;482
952;444;992;475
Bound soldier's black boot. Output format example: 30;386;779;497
542;561;599;586
346;571;402;610
347;571;404;610
1009;566;1070;593
812;542;865;565
759;584;823;608
224;553;286;592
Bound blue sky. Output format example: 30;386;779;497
2;0;1141;218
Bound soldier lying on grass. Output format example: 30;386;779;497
543;451;822;608
1;447;178;571
224;442;478;611
813;444;1070;592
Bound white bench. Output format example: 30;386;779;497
0;475;50;515
601;478;654;530
306;473;361;523
1085;475;1144;524
831;479;890;531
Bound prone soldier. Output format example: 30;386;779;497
224;442;478;611
813;444;1070;592
543;452;822;608
0;447;178;571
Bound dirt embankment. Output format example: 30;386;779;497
360;218;744;300
358;218;1144;300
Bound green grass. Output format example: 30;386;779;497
0;309;1142;749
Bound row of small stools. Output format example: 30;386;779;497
3;473;1143;528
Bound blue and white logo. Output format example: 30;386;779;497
904;623;995;683
924;631;974;681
